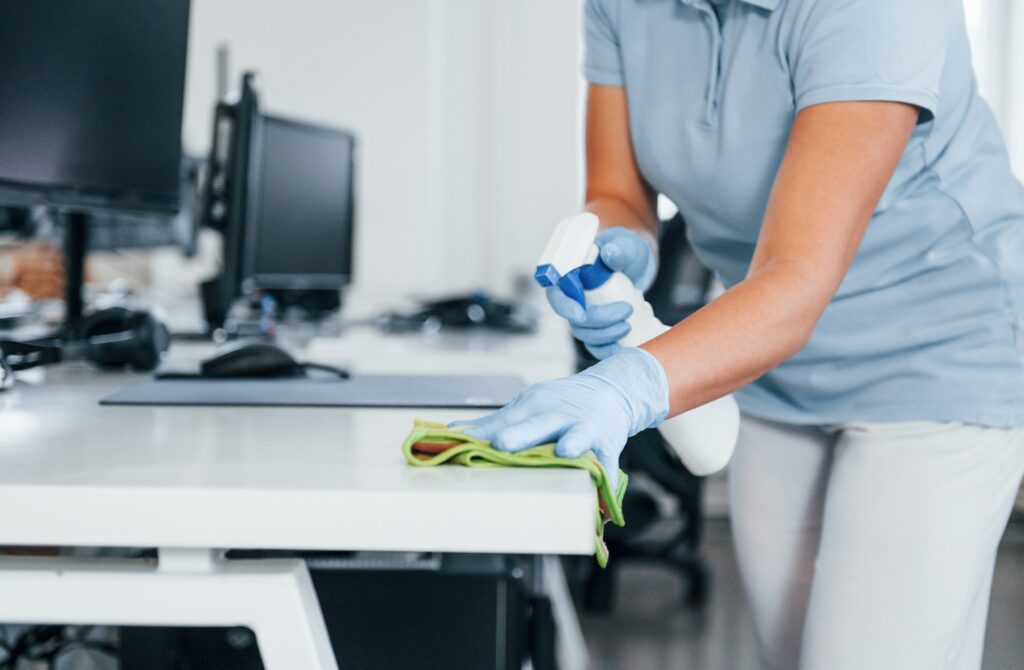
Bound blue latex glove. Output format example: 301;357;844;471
545;226;657;360
594;227;659;294
450;348;670;488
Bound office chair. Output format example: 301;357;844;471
573;212;715;613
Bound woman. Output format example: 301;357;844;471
454;0;1024;668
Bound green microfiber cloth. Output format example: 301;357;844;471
402;419;627;568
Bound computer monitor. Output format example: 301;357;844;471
0;0;190;213
0;0;191;328
199;74;261;330
243;115;355;291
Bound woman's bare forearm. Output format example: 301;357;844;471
643;101;919;417
643;261;822;415
585;196;658;238
584;84;659;238
581;92;916;419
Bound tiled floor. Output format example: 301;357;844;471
579;519;1024;670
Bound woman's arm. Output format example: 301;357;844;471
641;101;919;415
454;92;918;469
541;84;661;357
585;84;659;239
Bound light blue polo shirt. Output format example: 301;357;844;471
585;0;1024;427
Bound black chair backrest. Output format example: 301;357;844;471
645;212;714;326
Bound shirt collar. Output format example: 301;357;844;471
678;0;781;11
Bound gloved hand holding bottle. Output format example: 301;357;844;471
450;347;670;488
533;212;740;476
544;226;657;359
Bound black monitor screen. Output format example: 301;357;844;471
0;0;190;212
245;116;355;289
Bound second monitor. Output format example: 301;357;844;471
243;114;355;293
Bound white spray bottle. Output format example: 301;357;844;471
535;213;739;476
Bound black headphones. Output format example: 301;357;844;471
0;353;12;391
0;307;170;373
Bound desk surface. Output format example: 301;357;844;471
0;321;594;555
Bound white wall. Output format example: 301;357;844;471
1004;3;1024;178
182;0;582;299
183;1;1024;303
965;0;1024;178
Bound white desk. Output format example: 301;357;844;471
0;318;589;669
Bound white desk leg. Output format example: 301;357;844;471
541;555;590;670
0;548;338;670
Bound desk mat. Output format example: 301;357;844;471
100;373;524;409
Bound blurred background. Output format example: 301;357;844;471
2;0;1022;306
174;0;583;300
966;0;1024;176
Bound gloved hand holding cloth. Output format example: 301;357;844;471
450;346;670;489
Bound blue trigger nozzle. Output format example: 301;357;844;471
537;263;588;309
535;258;615;310
534;263;559;288
556;271;587;309
579;256;614;290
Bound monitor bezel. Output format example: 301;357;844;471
0;179;181;216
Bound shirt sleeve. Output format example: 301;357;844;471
583;0;624;87
789;0;950;123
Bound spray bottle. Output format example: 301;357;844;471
535;213;739;476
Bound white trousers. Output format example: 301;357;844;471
729;416;1024;670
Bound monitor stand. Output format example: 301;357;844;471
200;275;230;335
63;210;89;338
0;211;90;368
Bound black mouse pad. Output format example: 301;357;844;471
101;373;525;409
